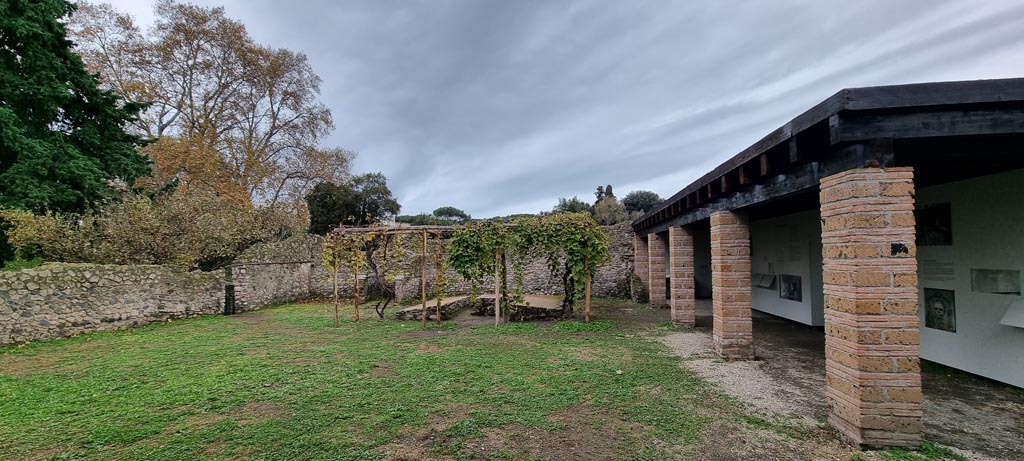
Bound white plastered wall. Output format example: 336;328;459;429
916;169;1024;388
750;210;825;326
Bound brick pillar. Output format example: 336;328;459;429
648;233;667;307
820;167;921;447
634;233;650;293
669;226;695;327
710;210;753;360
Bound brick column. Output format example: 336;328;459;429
820;167;921;447
669;226;695;327
710;211;753;360
634;234;650;294
647;233;667;307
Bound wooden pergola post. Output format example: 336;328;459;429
421;230;428;327
494;248;501;326
332;266;340;328
585;254;592;323
353;264;360;322
434;251;442;325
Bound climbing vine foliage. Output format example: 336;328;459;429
448;212;608;316
322;227;370;325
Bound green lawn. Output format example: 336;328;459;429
0;301;961;460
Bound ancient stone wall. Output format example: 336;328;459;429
0;223;637;345
0;263;225;345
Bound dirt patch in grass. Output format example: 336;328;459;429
370;363;396;379
463;403;648;461
230;401;291;425
414;342;444;354
0;339;102;377
698;419;878;461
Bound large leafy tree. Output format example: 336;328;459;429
622;190;663;215
305;173;401;234
0;0;149;213
593;196;628;225
68;1;348;207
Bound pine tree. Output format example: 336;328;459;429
0;0;150;213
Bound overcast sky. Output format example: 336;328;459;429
101;0;1024;217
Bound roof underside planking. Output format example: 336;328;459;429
632;77;1024;235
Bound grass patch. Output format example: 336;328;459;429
0;303;917;460
553;320;615;332
0;256;42;271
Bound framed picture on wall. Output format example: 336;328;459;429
970;268;1022;295
778;274;802;302
924;288;956;332
916;203;952;246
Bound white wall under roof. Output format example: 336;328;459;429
750;210;825;326
916;169;1024;388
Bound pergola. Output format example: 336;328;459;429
331;221;597;326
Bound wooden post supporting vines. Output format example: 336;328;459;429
421;230;428;327
332;265;340;327
434;250;443;325
353;265;361;322
585;255;592;323
494;248;502;326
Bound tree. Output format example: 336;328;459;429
352;173;400;225
604;184;615;199
68;1;348;207
622;190;663;214
432;206;470;223
553;196;593;215
593;196;628;225
1;189;289;271
0;0;150;214
396;214;443;226
306;182;357;235
305;173;400;234
594;185;605;204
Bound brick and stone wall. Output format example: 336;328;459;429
820;167;922;447
0;263;225;345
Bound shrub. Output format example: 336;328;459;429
1;190;293;270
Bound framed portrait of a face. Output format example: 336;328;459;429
778;274;802;302
924;288;956;332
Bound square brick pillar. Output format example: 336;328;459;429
820;167;922;447
634;233;650;294
710;211;753;360
669;226;695;327
647;233;668;307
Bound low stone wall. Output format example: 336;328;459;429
0;263;225;345
0;223;637;345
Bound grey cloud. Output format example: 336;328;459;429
104;0;1024;217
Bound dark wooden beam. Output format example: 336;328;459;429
632;78;1024;231
720;174;733;194
831;107;1024;144
738;164;751;185
636;141;892;234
